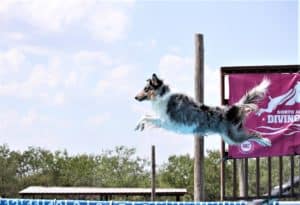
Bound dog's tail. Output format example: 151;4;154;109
236;78;270;112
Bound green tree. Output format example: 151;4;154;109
61;154;98;186
0;144;20;197
159;154;193;201
94;146;150;187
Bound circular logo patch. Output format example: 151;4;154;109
239;141;254;154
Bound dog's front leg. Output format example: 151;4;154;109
135;115;162;131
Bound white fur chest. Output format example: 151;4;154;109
151;94;171;120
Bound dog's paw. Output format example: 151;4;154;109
134;116;149;131
134;115;159;131
255;109;264;116
134;121;146;131
252;137;272;147
259;137;272;147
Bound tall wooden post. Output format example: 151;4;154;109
151;145;156;201
238;159;246;197
194;33;205;201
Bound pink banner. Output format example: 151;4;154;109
228;73;300;158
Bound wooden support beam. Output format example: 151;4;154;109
151;145;156;201
194;33;205;201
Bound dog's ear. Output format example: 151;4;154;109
152;73;158;79
151;73;162;87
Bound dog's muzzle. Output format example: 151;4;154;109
135;95;147;101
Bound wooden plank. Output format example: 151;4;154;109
221;65;299;74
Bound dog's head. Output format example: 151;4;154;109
135;73;168;101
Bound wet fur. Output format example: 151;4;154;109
135;74;271;146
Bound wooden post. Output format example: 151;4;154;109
194;33;205;201
233;159;237;198
151;145;156;201
268;157;272;197
220;70;226;201
238;159;246;197
256;157;260;197
290;155;295;196
279;156;283;197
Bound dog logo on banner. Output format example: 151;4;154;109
254;81;300;137
257;81;300;116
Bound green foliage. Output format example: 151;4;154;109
204;150;221;201
1;144;297;201
159;154;193;200
94;146;150;187
0;144;20;197
0;145;151;198
158;150;227;201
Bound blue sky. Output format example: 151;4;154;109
0;0;298;164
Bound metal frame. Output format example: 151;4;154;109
220;65;300;201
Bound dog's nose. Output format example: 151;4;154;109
135;96;138;100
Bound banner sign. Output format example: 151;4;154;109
228;73;300;158
0;199;247;205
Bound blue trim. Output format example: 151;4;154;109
0;199;248;205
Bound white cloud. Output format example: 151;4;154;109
0;48;26;73
0;109;19;129
110;65;131;79
87;7;129;43
94;65;134;96
0;109;48;129
0;1;133;43
150;39;157;48
1;31;25;41
74;50;113;66
27;64;61;88
16;0;94;32
0;0;14;16
0;46;131;107
158;54;194;95
158;53;220;105
0;55;64;105
95;80;111;96
53;92;65;106
21;110;39;126
53;93;65;105
18;45;51;56
64;71;78;88
204;66;220;105
132;39;157;49
87;112;111;126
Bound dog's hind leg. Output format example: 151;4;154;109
225;127;271;147
246;132;272;147
236;132;271;147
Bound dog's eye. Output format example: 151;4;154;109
144;87;149;92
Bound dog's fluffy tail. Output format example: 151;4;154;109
236;78;270;112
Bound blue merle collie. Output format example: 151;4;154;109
134;73;271;146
